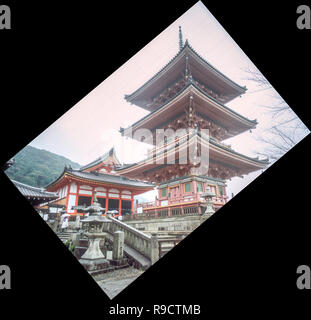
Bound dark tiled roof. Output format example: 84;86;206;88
12;180;58;199
116;130;269;171
121;82;256;136
64;170;154;188
125;41;246;102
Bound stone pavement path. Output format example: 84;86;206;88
95;267;144;299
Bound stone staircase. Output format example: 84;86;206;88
57;231;72;244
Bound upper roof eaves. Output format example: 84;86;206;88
121;81;256;136
124;40;246;103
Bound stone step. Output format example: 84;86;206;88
123;244;150;270
56;232;72;244
160;244;175;249
58;234;70;239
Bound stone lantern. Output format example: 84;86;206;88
79;191;111;273
201;187;215;216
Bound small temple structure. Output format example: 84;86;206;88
3;160;58;207
45;148;154;217
115;27;269;215
11;179;58;207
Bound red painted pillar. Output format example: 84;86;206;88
74;185;80;214
91;187;94;204
106;186;109;213
65;193;69;214
118;197;122;216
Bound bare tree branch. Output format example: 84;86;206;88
244;67;309;161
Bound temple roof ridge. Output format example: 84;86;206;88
45;167;155;190
79;146;121;172
125;30;247;105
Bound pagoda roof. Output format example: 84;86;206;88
116;130;269;180
12;179;58;201
121;83;257;141
45;168;154;191
79;147;121;172
125;40;247;110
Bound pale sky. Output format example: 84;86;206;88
28;1;309;200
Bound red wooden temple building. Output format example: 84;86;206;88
45;148;154;216
116;27;269;215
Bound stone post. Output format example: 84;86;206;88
70;232;81;247
75;214;80;230
113;231;124;260
52;218;58;233
150;235;159;265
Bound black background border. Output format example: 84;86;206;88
1;0;310;317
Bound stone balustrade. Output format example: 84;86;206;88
125;214;207;235
102;216;159;264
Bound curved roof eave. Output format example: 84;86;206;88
46;170;155;190
12;179;58;198
125;42;246;102
121;82;257;135
116;132;269;175
117;131;269;171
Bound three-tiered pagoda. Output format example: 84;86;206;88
117;27;268;214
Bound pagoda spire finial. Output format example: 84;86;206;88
179;26;183;51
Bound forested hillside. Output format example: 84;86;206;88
5;145;80;188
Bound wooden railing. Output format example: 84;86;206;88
137;194;227;209
123;205;203;221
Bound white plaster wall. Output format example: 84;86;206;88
67;194;76;213
95;187;106;192
80;185;92;190
122;190;131;195
70;182;77;194
109;188;119;194
79;189;92;195
96;192;106;197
